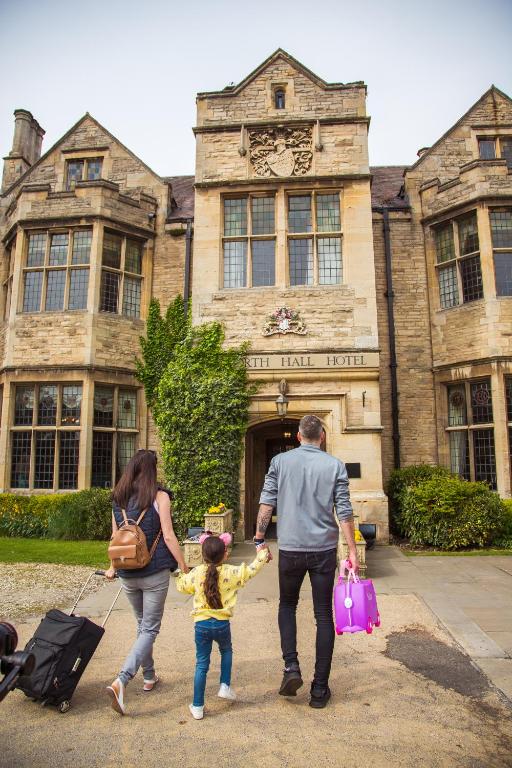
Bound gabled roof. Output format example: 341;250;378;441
163;174;195;220
2;112;164;197
197;48;366;98
370;166;409;209
408;85;512;172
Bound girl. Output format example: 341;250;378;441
176;532;270;719
105;449;189;715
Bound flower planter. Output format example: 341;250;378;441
204;508;233;536
183;539;204;568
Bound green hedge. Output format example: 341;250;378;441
494;499;512;548
387;464;453;534
400;476;507;550
0;490;112;540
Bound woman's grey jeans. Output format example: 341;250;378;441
118;569;170;686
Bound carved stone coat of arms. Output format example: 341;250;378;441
249;126;313;178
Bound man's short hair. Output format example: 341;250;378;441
299;415;323;440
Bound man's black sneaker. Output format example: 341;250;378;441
279;663;303;696
309;685;331;708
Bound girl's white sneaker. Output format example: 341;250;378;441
189;703;204;720
218;683;237;700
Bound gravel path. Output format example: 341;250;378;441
0;563;104;621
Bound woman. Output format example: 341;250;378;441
105;449;188;715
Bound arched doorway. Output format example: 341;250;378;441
244;419;300;540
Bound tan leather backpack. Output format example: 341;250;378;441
108;507;161;570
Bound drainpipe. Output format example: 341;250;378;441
382;207;400;468
183;218;193;317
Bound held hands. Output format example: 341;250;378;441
179;561;190;574
256;543;273;562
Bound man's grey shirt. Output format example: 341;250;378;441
259;444;353;552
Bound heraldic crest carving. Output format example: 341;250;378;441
263;306;307;336
249;126;313;178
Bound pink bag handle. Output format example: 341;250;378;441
340;558;360;583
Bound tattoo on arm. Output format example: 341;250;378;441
256;504;273;537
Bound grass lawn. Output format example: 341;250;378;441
404;548;512;557
0;537;110;567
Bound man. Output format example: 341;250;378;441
256;414;358;709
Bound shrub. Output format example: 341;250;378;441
493;499;512;548
387;464;453;535
0;494;56;538
0;489;112;540
400;476;506;550
47;489;112;540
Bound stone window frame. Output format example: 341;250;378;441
91;383;140;489
221;193;277;289
2;236;16;321
477;135;512;169
20;227;92;314
9;381;83;491
99;230;145;317
445;378;497;490
433;210;484;310
265;79;297;112
65;156;103;191
286;189;343;287
489;207;512;297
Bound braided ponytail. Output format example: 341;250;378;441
202;536;225;610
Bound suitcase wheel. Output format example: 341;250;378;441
336;628;343;635
375;613;381;628
366;618;373;634
58;700;71;714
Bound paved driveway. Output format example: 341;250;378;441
2;545;512;768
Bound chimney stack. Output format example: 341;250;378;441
2;109;45;192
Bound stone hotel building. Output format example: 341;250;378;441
1;50;512;541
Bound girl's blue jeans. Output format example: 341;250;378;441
193;618;232;706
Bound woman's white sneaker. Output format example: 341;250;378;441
106;678;126;715
218;683;237;700
189;703;204;720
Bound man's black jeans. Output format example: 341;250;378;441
278;548;337;689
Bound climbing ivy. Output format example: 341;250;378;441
137;299;255;539
136;296;188;409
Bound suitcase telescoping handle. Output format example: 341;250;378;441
69;570;123;629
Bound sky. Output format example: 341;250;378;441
0;0;511;177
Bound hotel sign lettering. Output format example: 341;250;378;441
245;352;379;371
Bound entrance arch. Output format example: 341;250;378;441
244;418;300;540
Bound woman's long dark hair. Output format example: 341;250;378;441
202;536;225;610
112;449;158;512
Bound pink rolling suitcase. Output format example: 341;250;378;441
334;560;380;635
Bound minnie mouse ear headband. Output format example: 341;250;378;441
199;531;232;547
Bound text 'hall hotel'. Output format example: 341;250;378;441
1;49;512;540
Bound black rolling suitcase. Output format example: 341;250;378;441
16;571;121;713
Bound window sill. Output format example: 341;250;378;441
436;298;486;313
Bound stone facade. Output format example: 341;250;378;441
1;49;511;541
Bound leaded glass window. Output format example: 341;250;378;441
251;197;275;235
66;158;102;190
445;378;496;489
100;232;144;317
38;385;58;426
478;139;496;160
22;228;92;313
318;238;342;285
59;431;80;489
288;196;312;233
316;195;341;233
252;240;275;287
433;212;483;309
11;432;31;489
289;239;313;285
490;211;512;249
14;386;34;425
34;431;55;489
491;210;512;297
91;384;139;488
224;199;247;237
223;241;247;288
10;383;82;490
274;89;285;109
501;139;512;170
